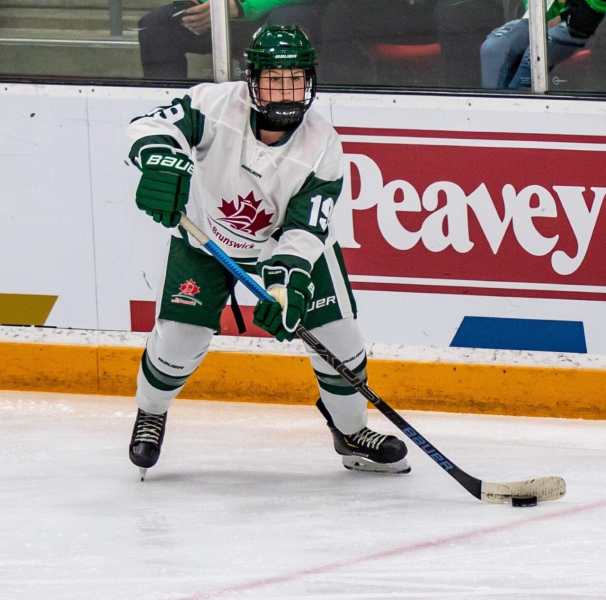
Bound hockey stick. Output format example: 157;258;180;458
179;213;566;505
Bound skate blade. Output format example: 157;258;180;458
342;455;411;474
139;468;148;481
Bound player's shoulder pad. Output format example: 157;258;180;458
303;104;333;131
305;107;342;148
300;108;343;177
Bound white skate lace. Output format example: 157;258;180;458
133;412;164;445
349;428;388;450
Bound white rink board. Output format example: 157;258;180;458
0;85;98;329
1;84;605;355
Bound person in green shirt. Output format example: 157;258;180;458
481;0;604;88
138;0;321;79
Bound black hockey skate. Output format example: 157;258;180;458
316;398;411;474
129;408;167;480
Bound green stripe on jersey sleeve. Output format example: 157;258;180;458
130;94;206;149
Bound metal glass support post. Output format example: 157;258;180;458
528;0;548;93
109;0;123;37
210;0;231;82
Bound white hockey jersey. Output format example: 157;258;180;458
127;81;344;274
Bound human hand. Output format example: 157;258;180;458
547;15;562;28
135;148;193;228
253;266;314;342
182;0;240;35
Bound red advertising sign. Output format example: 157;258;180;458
337;128;606;301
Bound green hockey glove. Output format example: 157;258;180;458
135;148;194;228
564;0;605;39
253;265;314;342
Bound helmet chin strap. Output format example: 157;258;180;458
256;103;306;132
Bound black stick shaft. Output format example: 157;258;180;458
296;327;482;499
179;213;483;500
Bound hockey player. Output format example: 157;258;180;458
126;24;410;477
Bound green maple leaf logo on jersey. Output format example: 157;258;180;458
217;191;274;235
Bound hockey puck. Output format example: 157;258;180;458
511;495;538;507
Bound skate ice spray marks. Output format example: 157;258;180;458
403;426;455;471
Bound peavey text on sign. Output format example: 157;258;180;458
335;129;606;300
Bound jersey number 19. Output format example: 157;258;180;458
309;195;335;232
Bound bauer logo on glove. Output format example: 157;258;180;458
145;153;195;175
135;147;194;228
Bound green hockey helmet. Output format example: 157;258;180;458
245;24;316;70
245;25;317;131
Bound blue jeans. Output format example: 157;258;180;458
481;19;587;89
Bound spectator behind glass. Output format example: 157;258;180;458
319;0;505;88
138;0;321;79
577;4;606;91
434;0;507;87
480;0;605;89
319;0;437;85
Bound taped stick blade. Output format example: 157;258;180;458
481;476;566;504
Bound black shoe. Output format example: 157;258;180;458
129;408;167;470
316;398;411;474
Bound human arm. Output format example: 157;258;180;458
235;0;312;22
181;0;241;35
253;172;344;341
127;93;205;159
127;92;206;226
179;0;312;33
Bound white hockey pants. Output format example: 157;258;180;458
135;317;368;434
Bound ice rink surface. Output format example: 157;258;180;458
1;390;605;600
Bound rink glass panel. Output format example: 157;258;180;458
1;2;605;100
547;12;606;93
0;0;214;82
